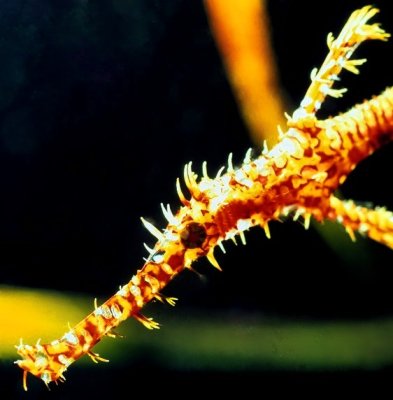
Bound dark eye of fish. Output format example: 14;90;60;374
180;222;207;249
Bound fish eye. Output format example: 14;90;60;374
180;222;207;249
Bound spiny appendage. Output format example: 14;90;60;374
306;86;393;183
15;337;74;391
15;305;118;388
289;5;390;127
330;86;393;143
327;196;393;249
291;86;393;245
14;269;170;390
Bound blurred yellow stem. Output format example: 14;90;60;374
204;0;287;147
0;285;86;358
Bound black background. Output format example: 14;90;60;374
1;0;392;397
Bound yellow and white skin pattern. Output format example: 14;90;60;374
15;5;393;390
